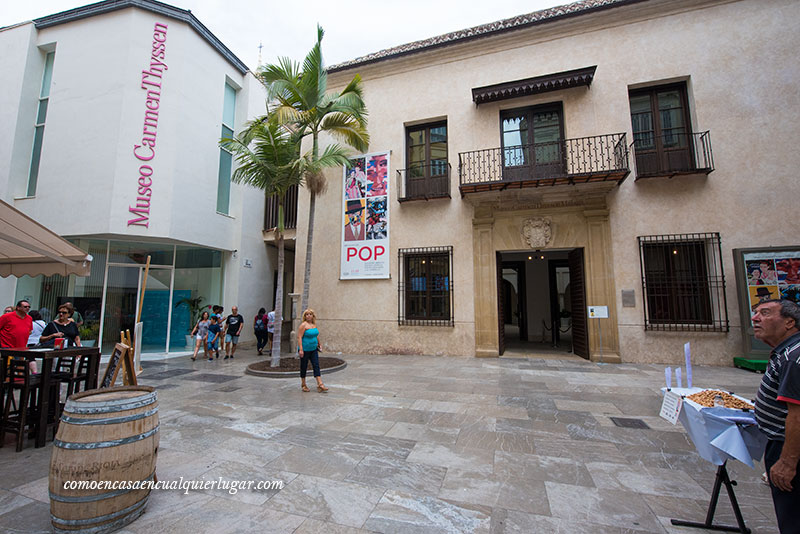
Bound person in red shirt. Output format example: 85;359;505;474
0;300;33;349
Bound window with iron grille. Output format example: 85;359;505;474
398;246;453;326
638;233;728;332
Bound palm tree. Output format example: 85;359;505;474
221;119;301;367
258;25;369;313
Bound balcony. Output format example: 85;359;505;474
264;184;298;240
397;163;451;202
631;131;714;179
458;133;629;195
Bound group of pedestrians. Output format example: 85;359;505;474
190;305;246;361
187;303;327;392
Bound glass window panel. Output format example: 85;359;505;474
409;145;425;164
175;247;222;269
629;94;651;115
109;241;174;265
408;129;425;146
217;149;232;213
631;113;653;135
659;108;684;131
41;52;55;98
503;130;522;147
36;99;48;124
657;90;681;111
633;131;655;149
221;124;234;142
502;116;526;133
223;83;236;127
27;126;45;196
533;111;560;128
430;126;447;142
532;124;560;144
430;143;447;160
535;144;559;164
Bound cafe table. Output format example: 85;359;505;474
0;346;101;449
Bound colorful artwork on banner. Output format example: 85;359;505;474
341;152;390;279
743;252;800;324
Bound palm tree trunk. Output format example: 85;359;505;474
271;230;284;367
301;190;315;313
301;131;320;313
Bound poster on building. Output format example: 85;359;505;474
341;152;390;279
743;250;800;323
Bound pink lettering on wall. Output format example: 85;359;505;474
128;22;168;227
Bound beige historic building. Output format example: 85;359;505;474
292;0;799;365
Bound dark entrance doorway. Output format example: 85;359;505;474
497;248;588;358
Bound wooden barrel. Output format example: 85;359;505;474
49;386;159;534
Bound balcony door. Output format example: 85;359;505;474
629;84;693;176
406;122;448;199
501;103;564;181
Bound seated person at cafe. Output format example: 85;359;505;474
0;300;33;348
1;300;37;372
40;303;81;347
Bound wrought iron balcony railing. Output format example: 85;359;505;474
264;184;298;232
397;162;451;202
458;133;629;194
631;130;713;179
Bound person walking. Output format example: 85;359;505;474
223;306;244;359
206;315;221;360
253;307;268;355
267;307;276;352
191;311;211;361
297;308;327;393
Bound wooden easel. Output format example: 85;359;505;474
100;342;137;388
120;330;138;386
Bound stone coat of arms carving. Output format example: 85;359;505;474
521;217;552;248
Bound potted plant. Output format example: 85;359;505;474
79;322;100;347
174;296;204;346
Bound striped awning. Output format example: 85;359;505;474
472;65;597;105
0;199;92;278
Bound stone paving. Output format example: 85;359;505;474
0;349;779;533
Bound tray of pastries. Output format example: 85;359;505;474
686;389;754;410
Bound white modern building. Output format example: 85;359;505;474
0;0;289;353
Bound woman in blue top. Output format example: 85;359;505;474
297;308;328;392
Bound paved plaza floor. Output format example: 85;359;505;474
0;349;779;533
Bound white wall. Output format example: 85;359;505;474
0;5;274;351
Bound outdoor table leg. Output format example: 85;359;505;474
34;355;51;448
670;461;750;533
88;351;99;389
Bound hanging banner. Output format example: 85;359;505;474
341;151;390;279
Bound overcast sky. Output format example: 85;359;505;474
3;0;568;70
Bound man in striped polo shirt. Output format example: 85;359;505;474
753;299;800;533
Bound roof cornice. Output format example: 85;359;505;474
328;0;648;74
33;0;248;74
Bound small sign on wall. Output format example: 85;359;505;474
588;305;608;318
243;259;252;268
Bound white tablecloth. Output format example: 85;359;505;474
665;387;767;468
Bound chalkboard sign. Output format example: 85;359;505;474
100;343;136;388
